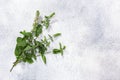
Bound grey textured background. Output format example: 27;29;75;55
0;0;120;80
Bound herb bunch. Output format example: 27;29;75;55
10;10;66;72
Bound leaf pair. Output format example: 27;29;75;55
53;43;66;55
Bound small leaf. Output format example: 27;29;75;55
43;36;47;42
41;54;46;64
53;49;61;54
48;34;53;42
46;41;50;47
35;24;42;37
53;33;61;38
63;46;66;50
24;45;32;51
45;19;50;29
59;43;63;55
48;12;55;18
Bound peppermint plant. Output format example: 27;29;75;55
10;10;66;72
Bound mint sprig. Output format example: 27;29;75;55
10;10;66;72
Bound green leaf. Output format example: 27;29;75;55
35;24;42;37
53;49;61;54
43;36;51;47
17;37;26;47
36;10;40;18
63;46;66;50
48;12;55;19
53;33;61;38
45;19;50;29
24;45;32;51
59;43;63;55
48;34;53;42
38;43;47;54
41;54;46;64
15;45;23;57
46;41;50;47
43;36;47;42
53;43;66;55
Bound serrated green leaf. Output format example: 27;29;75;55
53;33;61;38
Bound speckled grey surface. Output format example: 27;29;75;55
0;0;120;80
